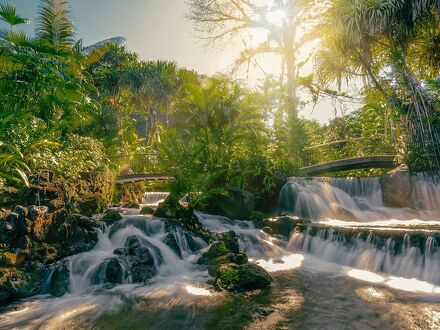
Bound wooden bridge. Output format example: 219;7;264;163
300;137;398;176
111;154;174;184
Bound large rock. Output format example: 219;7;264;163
124;236;161;283
163;232;181;258
6;210;27;248
101;210;123;225
207;253;248;277
381;165;413;208
202;187;255;220
154;197;203;234
259;216;306;237
50;261;70;297
92;258;123;285
216;263;272;292
140;206;155;215
154;196;186;219
0;263;44;303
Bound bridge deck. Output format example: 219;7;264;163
116;173;174;184
300;155;397;176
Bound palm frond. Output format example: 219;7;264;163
81;37;126;55
37;0;74;49
0;3;29;27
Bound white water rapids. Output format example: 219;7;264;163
2;174;440;328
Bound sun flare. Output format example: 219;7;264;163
266;9;287;27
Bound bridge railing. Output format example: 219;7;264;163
303;136;397;167
110;153;162;175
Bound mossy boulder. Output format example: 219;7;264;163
202;242;230;261
0;264;44;303
102;210;123;224
154;196;203;235
140;206;155;215
78;196;104;216
207;253;248;277
216;263;272;292
154;196;185;219
121;202;140;209
222;231;239;254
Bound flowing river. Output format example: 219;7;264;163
2;175;440;329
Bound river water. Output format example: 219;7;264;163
2;175;440;329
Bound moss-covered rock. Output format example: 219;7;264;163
0;262;45;303
154;196;184;219
140;206;155;215
102;210;123;224
222;231;239;254
207;253;248;277
202;242;229;261
216;263;272;292
121;202;140;209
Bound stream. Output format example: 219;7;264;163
2;176;440;329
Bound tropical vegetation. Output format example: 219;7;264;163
1;0;440;208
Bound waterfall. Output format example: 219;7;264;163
45;216;207;295
141;192;170;206
288;225;440;284
278;174;440;222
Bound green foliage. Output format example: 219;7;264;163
317;0;440;171
0;2;28;27
30;135;108;179
157;77;280;205
0;141;30;189
37;0;73;49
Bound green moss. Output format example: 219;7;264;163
140;206;155;215
219;266;240;286
102;210;122;224
202;242;229;261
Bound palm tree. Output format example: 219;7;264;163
316;0;440;170
0;2;29;30
36;0;73;49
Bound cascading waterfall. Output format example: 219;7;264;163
274;173;440;285
44;216;207;296
288;226;440;284
278;174;440;222
4;174;440;328
141;192;170;206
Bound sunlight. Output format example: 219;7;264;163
348;268;440;294
364;287;384;298
266;9;287;27
347;269;385;283
322;219;440;231
256;253;304;272
185;285;212;296
386;277;436;294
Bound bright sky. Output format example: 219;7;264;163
5;0;346;123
